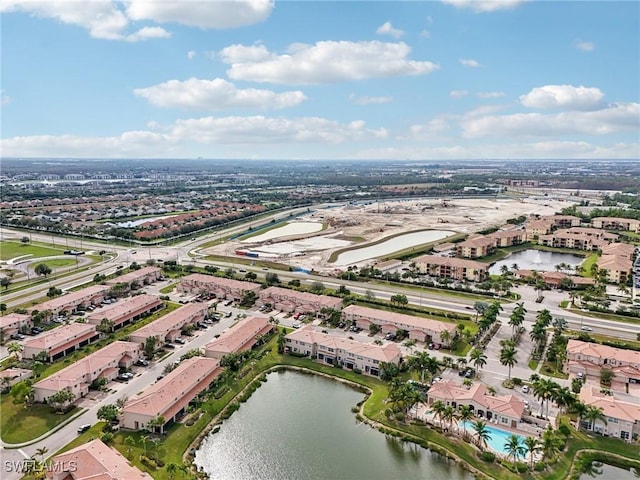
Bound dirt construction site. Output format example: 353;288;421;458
204;196;572;272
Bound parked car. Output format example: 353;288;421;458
164;343;175;349
292;322;301;329
175;338;185;344
77;424;91;433
522;385;530;394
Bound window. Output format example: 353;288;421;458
620;431;630;440
328;348;334;353
608;417;618;424
373;359;379;364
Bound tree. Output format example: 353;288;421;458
523;436;541;470
97;404;120;424
147;415;166;433
431;400;446;429
600;368;614;386
457;405;474;439
244;271;257;281
48;389;76;412
508;302;526;334
369;323;381;335
379;361;400;381
499;345;518;380
470;348;487;375
390;294;408;306
34;263;52;278
473;301;488;322
265;272;280;285
239;290;257;307
140;434;150;456
541;427;563;461
0;303;6;313
504;434;526;465
1;277;11;290
144;336;159;359
11;381;34;407
21;236;30;245
584;405;607;432
532;378;559;419
337;285;350;296
35;447;49;464
310;281;325;294
97;319;115;334
553;386;575;417
124;435;136;458
407;351;433;384
7;341;23;359
47;287;62;298
471;420;492;451
166;463;179;479
440;329;451;347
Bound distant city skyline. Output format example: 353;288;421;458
1;0;638;160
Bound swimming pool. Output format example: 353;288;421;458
459;421;525;456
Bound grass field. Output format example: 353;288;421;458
39;258;78;269
0;241;65;261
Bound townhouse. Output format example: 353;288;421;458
29;285;111;318
426;379;526;430
591;217;640;233
565;339;640;390
515;270;594;289
204;316;273;359
0;312;32;339
86;294;164;331
412;255;489;282
105;266;163;291
178;273;261;301
456;235;497;259
23;322;99;362
33;341;141;403
259;286;343;316
579;386;640;441
121;356;223;432
128;303;208;346
285;325;401;377
341;305;457;346
46;438;153;480
0;368;33;390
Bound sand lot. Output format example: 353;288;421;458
204;197;571;272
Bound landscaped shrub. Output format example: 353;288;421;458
394;412;405;421
534;461;547;471
213;385;229;399
479;451;495;462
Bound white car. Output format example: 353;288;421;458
581;326;593;332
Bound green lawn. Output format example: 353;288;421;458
40;258;78;269
159;282;177;294
580;253;599;278
0;393;80;444
0;241;66;261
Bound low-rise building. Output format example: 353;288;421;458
128;303;208;346
426;379;525;430
105;266;163;290
591;217;640;233
86;295;163;331
546;215;582;228
23;322;99;362
412;255;489;282
597;254;633;284
456;235;496;259
341;305;457;346
0;313;32;338
34;341;141;403
285;326;401;377
579;386;640;441
204;316;273;359
178;273;261;301
538;227;617;250
600;242;636;258
29;285;111;318
525;219;553;241
259;286;343;316
487;229;525;247
515;270;595;289
46;438;152;480
121;356;223;432
565;339;640;390
0;368;33;390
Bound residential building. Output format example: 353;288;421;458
456;235;497;259
515;270;595;289
426;379;525;430
591;217;640;233
128;303;208;346
23;322;99;362
525;219;553;241
341;305;457;346
597;254;633;284
259;286;343;315
487;229;525;247
0;368;33;390
34;341;141;403
0;313;32;338
29;285;111;318
546;215;582;228
86;295;163;331
374;259;403;273
579;386;640;441
46;438;152;480
121;357;223;432
412;255;489;282
565;339;640;390
285;325;401;377
105;266;163;290
538;227;617;251
178;273;261;301
600;242;636;258
204;316;273;359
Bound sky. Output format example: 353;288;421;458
1;0;639;160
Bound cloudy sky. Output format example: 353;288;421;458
1;0;638;160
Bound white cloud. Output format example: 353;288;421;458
575;39;595;52
442;0;527;13
220;41;439;84
134;78;307;110
477;91;505;98
125;26;171;42
0;90;10;105
419;29;431;38
459;58;482;68
376;21;405;39
520;85;605;110
404;119;451;140
187;50;196;60
450;90;469;98
348;94;393;105
126;0;273;29
461;102;639;138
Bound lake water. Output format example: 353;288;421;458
241;222;324;243
195;371;472;480
489;249;583;274
579;463;639;480
334;230;454;266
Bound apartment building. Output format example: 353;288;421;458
121;357;223;432
426;380;526;430
456;235;497;259
30;285;111;318
46;439;152;480
128;303;208;346
259;286;343;315
34;341;141;403
0;313;32;338
204;316;273;359
178;273;261;301
23;322;99;362
600;242;636;258
591;217;640;233
579;386;640;441
285;326;401;377
525;219;554;241
412;255;489;282
105;266;163;290
487;229;525;247
341;305;457;346
546;215;582;228
597;255;633;283
86;294;164;330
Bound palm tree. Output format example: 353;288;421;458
541;427;563;461
499;345;518;380
532;378;559;419
523;436;541;470
508;302;527;334
529;323;546;344
124;435;136;458
553;386;575;417
408;351;431;384
583;405;607;433
431;400;446;429
442;405;456;432
35;447;48;464
471;420;492;451
7;342;23;359
140;434;150;457
504;434;526;465
440;329;452;348
470;348;487;376
457;405;473;439
166;463;178;479
552;317;567;335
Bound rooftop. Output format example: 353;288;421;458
24;322;96;351
32;285;110;311
105;266;161;285
342;305;457;334
181;273;261;290
130;303;207;339
261;286;343;308
580;386;640;423
567;339;640;365
86;295;162;323
205;316;273;355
